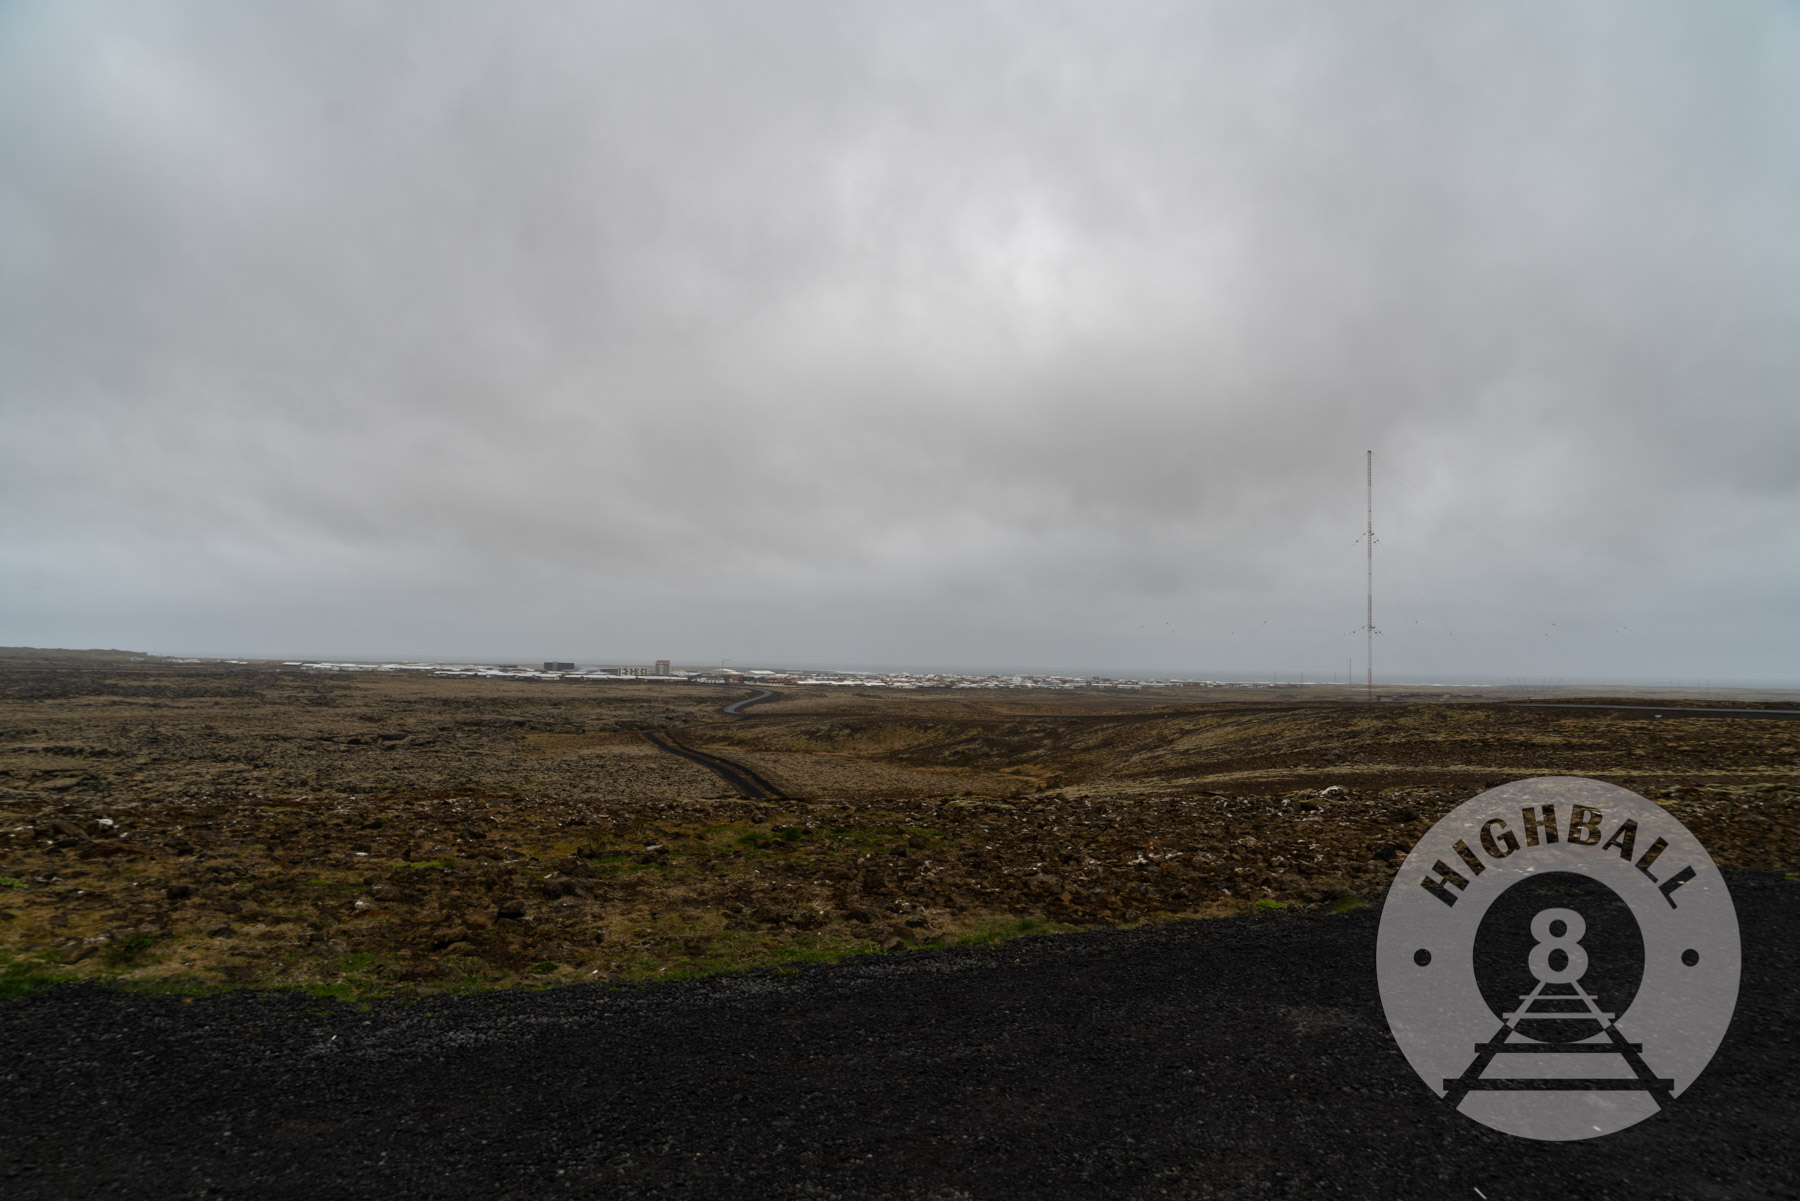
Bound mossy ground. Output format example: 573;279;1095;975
3;658;1794;1002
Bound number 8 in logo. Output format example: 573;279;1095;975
1528;907;1589;984
1377;777;1741;1139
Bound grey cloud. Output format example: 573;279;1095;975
3;1;1798;681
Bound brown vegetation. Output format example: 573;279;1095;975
1;652;1795;998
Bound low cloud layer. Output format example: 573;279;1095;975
5;2;1798;683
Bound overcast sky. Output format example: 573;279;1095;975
4;2;1798;684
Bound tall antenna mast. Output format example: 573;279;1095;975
1366;449;1375;702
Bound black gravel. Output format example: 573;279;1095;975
3;870;1794;1200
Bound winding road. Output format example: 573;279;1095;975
641;729;784;801
636;687;786;800
721;687;778;716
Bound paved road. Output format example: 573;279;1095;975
641;730;783;801
1507;703;1800;722
3;869;1793;1200
722;688;777;716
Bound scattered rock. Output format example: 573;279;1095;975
6;667;1791;996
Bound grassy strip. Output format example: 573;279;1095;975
0;899;1335;1005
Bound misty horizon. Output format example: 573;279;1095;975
46;649;1794;692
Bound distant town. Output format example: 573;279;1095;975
271;660;1307;690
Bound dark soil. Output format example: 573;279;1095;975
2;867;1793;1200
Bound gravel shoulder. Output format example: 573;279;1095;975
2;868;1793;1200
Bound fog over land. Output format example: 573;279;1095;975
3;2;1797;683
